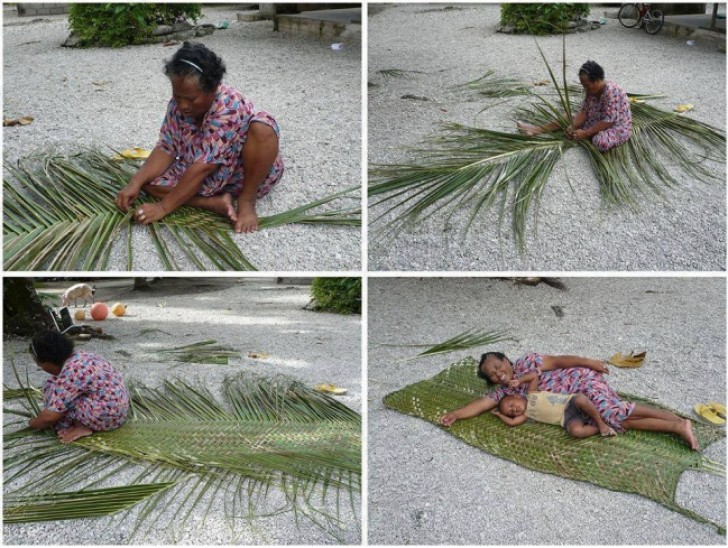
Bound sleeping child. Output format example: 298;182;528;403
493;371;699;450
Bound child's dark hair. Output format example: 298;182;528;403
477;351;511;384
164;42;226;92
30;331;74;366
579;60;605;82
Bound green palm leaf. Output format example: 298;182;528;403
415;328;515;358
4;150;360;271
4;483;175;524
4;374;361;541
157;339;240;364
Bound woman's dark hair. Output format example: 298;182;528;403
578;60;604;82
164;42;226;92
30;331;74;367
477;351;511;385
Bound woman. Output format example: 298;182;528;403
516;60;632;152
438;351;698;450
28;331;129;444
115;42;284;233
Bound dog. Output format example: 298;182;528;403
62;283;96;308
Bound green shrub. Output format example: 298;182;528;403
500;3;590;35
310;278;361;315
68;3;202;47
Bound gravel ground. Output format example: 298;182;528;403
3;7;361;271
4;278;361;544
368;277;726;544
368;4;726;271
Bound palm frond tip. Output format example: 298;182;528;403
4;373;361;541
3;150;360;271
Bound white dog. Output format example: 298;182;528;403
62;283;96;308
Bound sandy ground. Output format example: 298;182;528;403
3;6;361;271
368;4;726;271
368;277;726;544
3;278;361;544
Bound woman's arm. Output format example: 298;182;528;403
508;371;538;389
138;162;219;224
571;120;613;140
491;409;528;427
29;409;64;429
542;355;608;374
115;147;176;212
439;397;497;427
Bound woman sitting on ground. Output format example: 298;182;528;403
517;60;632;152
28;331;129;444
439;351;698;449
115;41;284;233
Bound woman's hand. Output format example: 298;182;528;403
439;412;458;427
570;129;589;140
507;378;521;388
135;203;167;225
590;361;609;374
115;179;143;213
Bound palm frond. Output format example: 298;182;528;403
157;339;240;364
3;150;360;271
377;68;425;78
454;70;533;97
4;483;175;524
4;372;361;541
370;60;725;249
415;328;515;358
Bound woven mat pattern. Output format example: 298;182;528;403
384;357;725;532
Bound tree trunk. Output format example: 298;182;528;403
4;278;54;336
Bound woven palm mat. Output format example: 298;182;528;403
383;357;726;534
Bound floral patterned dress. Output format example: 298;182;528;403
580;81;632;152
487;353;635;432
43;352;129;432
152;83;284;198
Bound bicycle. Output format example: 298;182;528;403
618;3;665;35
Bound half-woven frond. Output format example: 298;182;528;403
383;357;725;534
3;150;360;271
4;374;361;542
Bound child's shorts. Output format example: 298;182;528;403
562;399;592;430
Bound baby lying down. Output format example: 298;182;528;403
494;372;616;438
493;371;699;450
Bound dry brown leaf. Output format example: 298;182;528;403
533;79;550;86
3;116;34;127
247;351;270;360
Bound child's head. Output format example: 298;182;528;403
498;394;527;418
30;331;74;369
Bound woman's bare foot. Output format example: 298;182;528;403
233;200;259;234
190;192;236;219
516;121;541;136
58;422;93;444
677;419;699;450
599;424;616;437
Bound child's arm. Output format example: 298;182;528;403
542;355;609;374
491;409;528;427
572;394;616;436
28;409;64;430
440;397;498;427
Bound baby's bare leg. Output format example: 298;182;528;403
566;422;600;438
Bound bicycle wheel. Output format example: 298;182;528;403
618;3;640;28
643;9;664;34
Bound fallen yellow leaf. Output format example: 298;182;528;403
607;350;646;368
247;352;270;360
113;147;152;160
534;80;550;86
314;384;348;395
674;103;694;113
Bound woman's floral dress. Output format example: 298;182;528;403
43;352;129;432
580;81;632;152
152;82;284;198
487;353;635;432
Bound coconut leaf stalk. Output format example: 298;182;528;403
4;150;360;271
157;340;240;365
4;372;361;542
